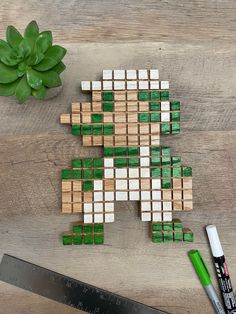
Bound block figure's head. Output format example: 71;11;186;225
60;69;181;147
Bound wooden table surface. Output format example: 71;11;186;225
0;1;236;313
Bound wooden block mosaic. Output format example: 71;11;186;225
60;69;193;245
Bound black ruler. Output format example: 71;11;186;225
0;254;168;314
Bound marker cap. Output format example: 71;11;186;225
206;225;224;258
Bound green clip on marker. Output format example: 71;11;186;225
188;250;226;314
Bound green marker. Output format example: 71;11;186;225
188;250;226;314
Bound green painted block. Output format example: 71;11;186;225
174;232;183;242
103;102;113;112
150;112;160;122
94;224;104;233
84;234;93;244
102;91;113;101
172;167;181;177
128;147;139;156
115;147;127;156
63;234;73;245
115;158;127;167
163;222;173;231
61;169;73;180
151;168;161;177
71;125;81;135
172;123;180;134
182;167;192;177
104;124;114;135
138;91;149;101
162;147;170;156
171;101;180;110
92;113;103;123
151;157;161;166
83;180;93;191
94;169;103;179
183;229;194;242
162;179;172;189
94;158;103;168
163;231;173;242
138;113;149;123
173;219;182;231
161;123;171;134
72;159;82;168
93;124;103;135
161;91;169;100
162;168;171;177
73;170;82;179
82;125;92;135
73;235;83;245
152;232;163;243
151;147;160;156
73;225;83;234
83;159;93;168
172;112;180;122
152;223;162;231
104;147;113;156
150;102;160;111
172;157;181;166
84;169;93;179
150;91;160;100
84;225;93;234
162;157;171;166
128;158;139;167
94;235;104;245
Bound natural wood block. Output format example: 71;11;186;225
114;91;126;101
71;114;81;124
127;113;138;123
183;200;193;211
163;190;172;200
82;136;92;146
62;192;72;203
151;135;160;146
141;179;150;189
114;135;127;146
127;91;137;100
92;103;102;111
62;181;72;193
128;135;138;146
81;102;91;111
105;179;114;191
72;103;81;113
139;123;149;134
183;189;193;200
83;191;93;202
173;201;183;211
115;102;126;111
73;191;82;202
73;181;82;191
115;124;126;134
104;135;114;146
82;113;91;123
183;177;192;189
151;123;160;133
128;124;138;134
139;101;149;111
92;91;101;102
173;178;182;189
127;102;138;112
104;113;113;123
140;135;150;145
62;203;72;213
60;114;71;124
93;135;103;145
73;202;82;213
173;190;182;200
115;113;126;123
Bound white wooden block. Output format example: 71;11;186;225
141;212;151;221
92;81;102;90
152;212;162;221
150;81;160;89
103;81;113;90
115;168;127;178
116;180;127;190
94;203;103;212
129;191;140;200
161;101;170;111
152;191;162;200
163;212;172;221
152;202;162;211
140;157;150;167
105;202;114;212
81;81;91;91
114;70;125;80
161;112;170;122
105;192;114;201
140;168;150;178
161;81;169;89
163;202;172;211
83;203;93;213
138;81;149;89
105;213;114;223
94;214;104;223
84;214;93;223
129;168;139;178
103;70;113;80
140;147;150;156
152;179;161;189
129;179;139;190
127;81;137;90
105;169;114;178
94;192;103;202
141;191;151;200
141;201;151;211
116;191;128;201
126;70;137;79
150;69;159;80
114;81;126;90
138;69;148;79
104;158;114;167
94;180;103;191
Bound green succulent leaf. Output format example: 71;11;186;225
0;39;13;55
0;39;19;66
0;78;20;96
0;62;18;83
6;25;23;49
24;20;39;47
35;31;52;53
26;68;42;90
33;45;66;71
18;39;32;59
51;61;66;74
27;51;44;65
38;70;61;88
15;75;31;103
32;85;47;100
1;54;19;66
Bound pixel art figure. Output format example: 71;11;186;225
60;69;193;245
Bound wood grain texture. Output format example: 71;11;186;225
0;1;236;313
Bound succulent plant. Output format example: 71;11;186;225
0;20;66;103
